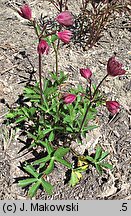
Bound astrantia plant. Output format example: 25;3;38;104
5;3;126;198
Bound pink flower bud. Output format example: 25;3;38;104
57;30;72;44
18;4;32;20
106;101;120;115
107;56;126;77
37;40;49;55
56;11;74;27
80;68;92;79
63;94;76;104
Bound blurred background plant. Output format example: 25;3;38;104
67;0;130;48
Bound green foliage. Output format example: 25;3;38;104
18;164;54;197
6;72;112;197
86;146;113;175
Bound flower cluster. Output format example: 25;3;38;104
17;5;74;55
63;56;125;116
17;5;126;116
56;11;73;44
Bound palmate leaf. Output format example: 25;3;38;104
18;178;37;188
28;181;41;198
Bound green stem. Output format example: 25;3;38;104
79;74;108;133
53;43;58;77
38;53;43;104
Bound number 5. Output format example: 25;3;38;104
122;203;127;211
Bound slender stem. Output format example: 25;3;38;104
38;53;43;104
79;74;108;133
53;43;58;77
93;74;108;98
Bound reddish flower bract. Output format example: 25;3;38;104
80;68;92;79
56;11;74;27
37;40;49;55
107;56;126;76
57;30;72;44
18;4;32;20
63;94;76;104
106;101;120;115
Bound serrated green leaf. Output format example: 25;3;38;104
49;131;55;142
44;159;54;175
15;116;27;123
56;157;71;169
66;126;73;132
41;179;54;195
23;165;39;178
82;125;98;132
95;146;102;161
39;141;54;154
33;155;51;165
24;87;36;94
37;104;47;112
99;151;109;161
29;107;36;116
64;115;71;123
43;128;53;135
18;178;37;188
95;163;103;175
54;147;70;158
27;132;37;141
86;156;95;163
21;107;29;118
6;112;17;118
39;162;46;169
28;181;41;198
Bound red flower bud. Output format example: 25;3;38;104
18;4;32;20
107;56;126;77
106;101;120;115
57;30;72;44
56;11;74;27
80;68;92;79
63;94;76;104
37;40;49;55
